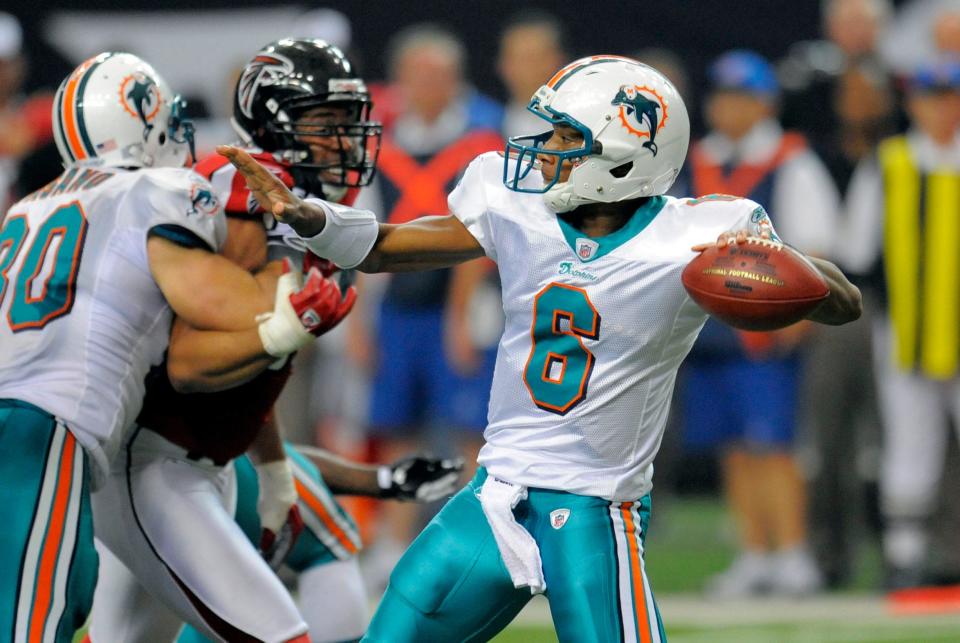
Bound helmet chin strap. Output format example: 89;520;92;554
543;170;598;213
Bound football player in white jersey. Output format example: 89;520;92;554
85;40;458;643
0;53;348;643
221;55;862;642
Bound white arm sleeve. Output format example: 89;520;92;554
300;199;380;269
721;197;783;241
448;155;497;261
134;168;227;252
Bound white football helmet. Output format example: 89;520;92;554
53;52;195;169
504;55;689;212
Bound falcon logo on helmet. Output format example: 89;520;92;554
611;85;667;156
237;53;294;119
230;38;382;200
120;72;161;136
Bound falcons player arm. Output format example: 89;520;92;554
147;235;275;330
148;238;353;392
163;264;283;391
292;445;464;502
217;145;484;272
247;414;303;569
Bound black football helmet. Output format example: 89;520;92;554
232;38;381;198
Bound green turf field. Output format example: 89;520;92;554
73;496;960;642
491;620;960;643
487;496;960;642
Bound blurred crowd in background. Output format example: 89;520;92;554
3;0;960;602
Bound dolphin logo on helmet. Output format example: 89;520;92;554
120;72;162;137
503;56;689;213
611;85;665;156
54;52;195;169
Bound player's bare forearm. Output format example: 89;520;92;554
294;445;381;496
805;256;863;325
246;415;287;464
166;319;276;393
356;216;485;273
218;145;484;271
148;237;276;331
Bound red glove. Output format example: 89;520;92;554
289;266;357;336
259;259;358;357
303;252;338;279
260;505;305;570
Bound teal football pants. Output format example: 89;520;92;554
363;468;665;643
0;399;97;643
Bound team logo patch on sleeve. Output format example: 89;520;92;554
749;206;780;241
188;176;220;216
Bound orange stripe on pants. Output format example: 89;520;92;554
295;479;358;555
28;432;77;643
621;502;652;643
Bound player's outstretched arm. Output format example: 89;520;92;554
148;235;276;330
358;217;485;273
293;445;464;502
803;256;862;325
218;145;485;273
149;239;355;392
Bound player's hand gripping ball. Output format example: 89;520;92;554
682;237;829;331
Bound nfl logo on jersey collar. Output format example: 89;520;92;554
576;238;599;260
555;195;667;263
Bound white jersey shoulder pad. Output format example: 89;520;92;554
129;168;227;251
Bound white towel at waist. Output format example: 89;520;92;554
478;475;546;594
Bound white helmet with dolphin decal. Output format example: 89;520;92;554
504;55;689;213
53;52;195;169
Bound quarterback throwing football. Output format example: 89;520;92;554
222;56;861;642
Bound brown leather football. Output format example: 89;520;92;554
681;238;829;331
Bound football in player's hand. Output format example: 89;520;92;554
681;238;829;331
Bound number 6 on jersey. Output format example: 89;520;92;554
523;283;601;414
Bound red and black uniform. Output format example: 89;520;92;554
136;150;356;463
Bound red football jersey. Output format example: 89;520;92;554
140;149;357;460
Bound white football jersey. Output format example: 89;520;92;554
451;152;778;500
0;166;226;478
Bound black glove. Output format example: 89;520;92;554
378;456;464;502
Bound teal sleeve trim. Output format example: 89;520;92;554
148;224;213;252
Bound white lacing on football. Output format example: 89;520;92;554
746;236;783;251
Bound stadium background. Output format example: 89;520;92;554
4;1;960;641
13;0;822;106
